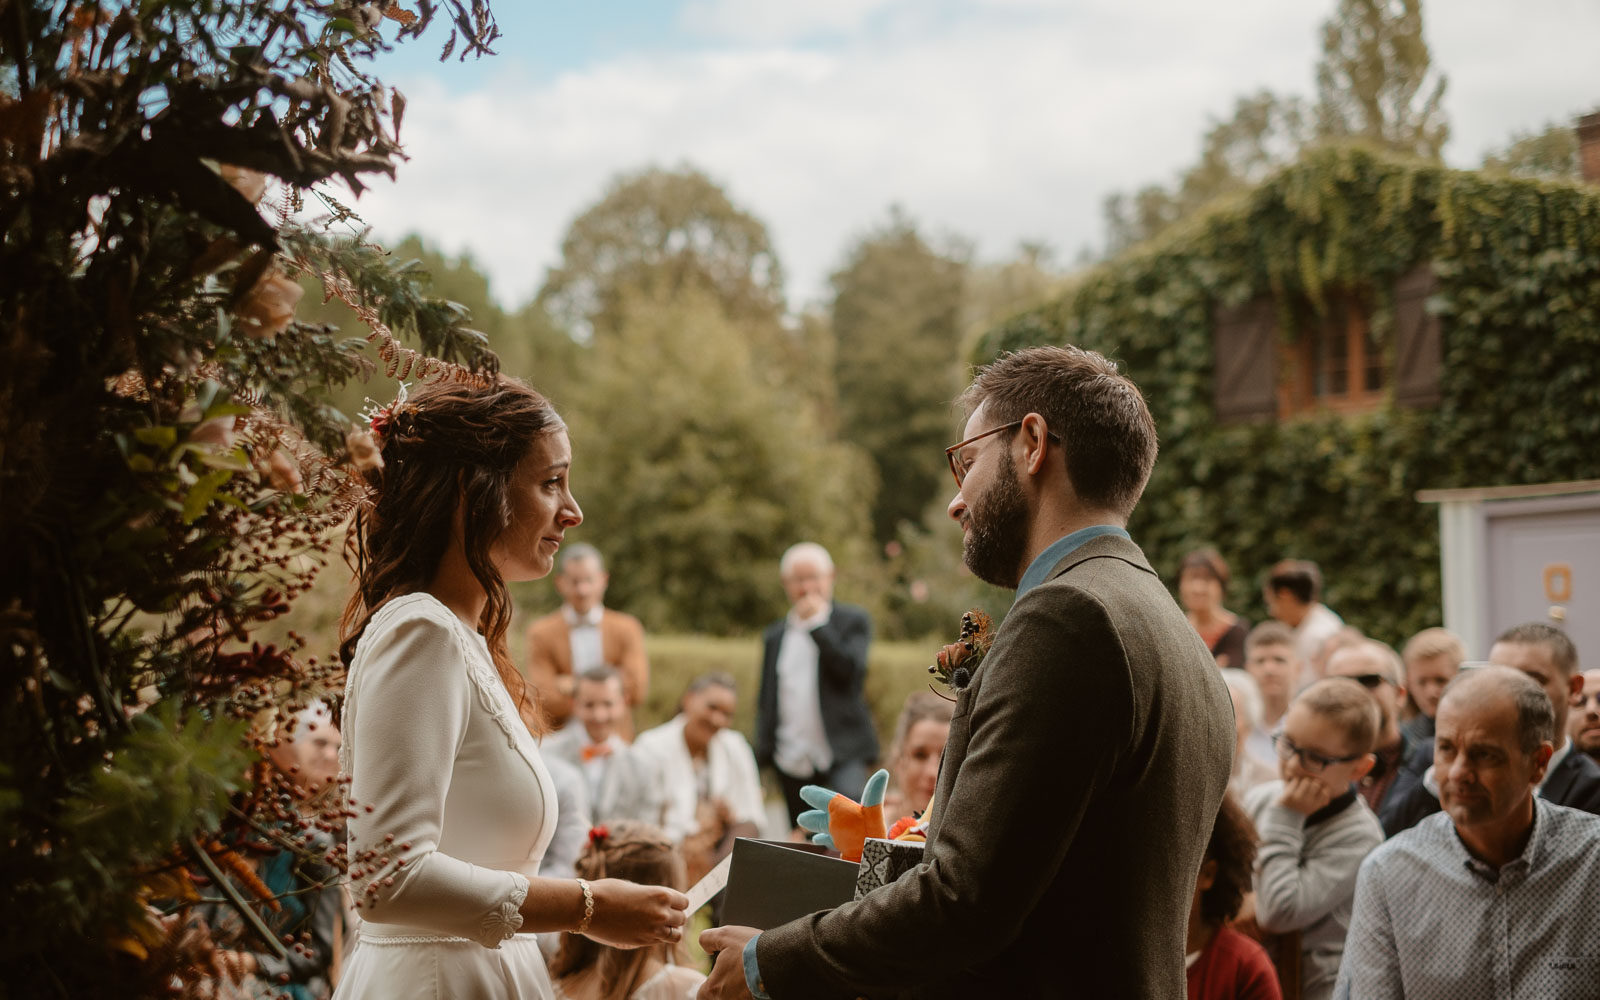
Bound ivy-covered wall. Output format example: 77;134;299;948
978;144;1600;648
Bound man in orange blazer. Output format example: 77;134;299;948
526;543;650;736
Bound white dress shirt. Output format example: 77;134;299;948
772;603;833;779
561;604;605;674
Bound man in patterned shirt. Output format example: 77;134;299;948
1335;666;1600;999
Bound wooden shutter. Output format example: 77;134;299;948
1212;299;1278;423
1392;263;1442;408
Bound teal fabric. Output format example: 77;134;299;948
1015;524;1129;598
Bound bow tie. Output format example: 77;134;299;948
581;743;613;762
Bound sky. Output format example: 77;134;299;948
347;0;1600;311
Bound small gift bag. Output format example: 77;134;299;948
854;838;926;899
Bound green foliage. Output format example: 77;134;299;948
831;209;969;544
1482;120;1585;181
0;2;504;994
537;164;787;339
561;287;877;635
1314;0;1448;158
980;144;1600;647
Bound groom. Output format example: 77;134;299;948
700;346;1234;999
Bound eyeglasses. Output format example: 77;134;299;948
1345;673;1390;690
945;420;1061;488
1272;732;1364;774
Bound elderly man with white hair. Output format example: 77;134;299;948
1335;666;1600;999
754;542;878;830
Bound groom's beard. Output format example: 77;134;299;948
962;450;1030;589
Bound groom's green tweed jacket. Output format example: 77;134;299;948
756;534;1235;999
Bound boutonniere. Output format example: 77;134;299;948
928;609;994;693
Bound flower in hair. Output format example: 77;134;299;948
359;382;411;442
588;825;609;848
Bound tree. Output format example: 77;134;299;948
561;288;875;634
830;209;969;544
537;165;786;339
1313;0;1448;158
1104;91;1311;252
1482;120;1584;181
0;3;502;995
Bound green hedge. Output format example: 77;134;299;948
978;144;1600;648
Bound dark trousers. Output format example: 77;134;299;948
776;758;872;831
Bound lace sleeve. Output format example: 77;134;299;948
344;601;529;947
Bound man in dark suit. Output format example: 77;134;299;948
701;346;1235;999
1384;622;1600;834
755;542;878;828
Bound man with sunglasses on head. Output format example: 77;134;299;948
698;346;1234;1000
1325;639;1431;836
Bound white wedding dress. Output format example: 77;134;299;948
335;593;559;999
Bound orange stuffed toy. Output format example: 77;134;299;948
797;769;889;863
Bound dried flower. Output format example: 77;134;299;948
234;266;303;340
928;609;994;691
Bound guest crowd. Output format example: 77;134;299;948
198;540;1596;1000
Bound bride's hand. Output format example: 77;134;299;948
582;878;689;949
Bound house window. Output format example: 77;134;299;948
1210;264;1440;425
1281;295;1386;417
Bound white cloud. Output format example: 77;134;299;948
348;0;1600;312
680;0;905;43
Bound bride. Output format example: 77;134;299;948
334;377;687;998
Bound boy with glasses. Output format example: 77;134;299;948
1243;677;1385;1000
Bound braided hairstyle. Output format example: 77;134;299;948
550;821;689;996
339;376;562;735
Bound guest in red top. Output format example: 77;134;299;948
1179;548;1250;669
1188;794;1281;1000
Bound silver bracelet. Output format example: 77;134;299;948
574;878;594;934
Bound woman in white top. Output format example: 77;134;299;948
335;377;687;999
550;822;706;1000
631;674;766;848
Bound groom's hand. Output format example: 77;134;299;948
698;925;760;1000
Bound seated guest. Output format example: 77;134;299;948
881;691;954;822
1384;622;1600;834
1187;794;1281;1000
1243;679;1384;1000
1335;667;1600;999
1241;623;1301;783
551;822;707;1000
1398;627;1465;743
1221;669;1278;799
1180;548;1251;669
547;666;660;827
632;673;765;859
203;703;346;999
1574;666;1600;766
1323;640;1428;837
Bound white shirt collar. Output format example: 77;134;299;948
786;602;831;631
561;604;604;628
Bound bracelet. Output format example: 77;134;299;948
574;878;594;934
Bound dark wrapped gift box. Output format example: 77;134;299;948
854;837;926;899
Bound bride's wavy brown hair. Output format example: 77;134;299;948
339;376;560;735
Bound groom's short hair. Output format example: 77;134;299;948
960;345;1157;518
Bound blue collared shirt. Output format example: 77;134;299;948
1015;524;1130;598
740;525;1129;998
